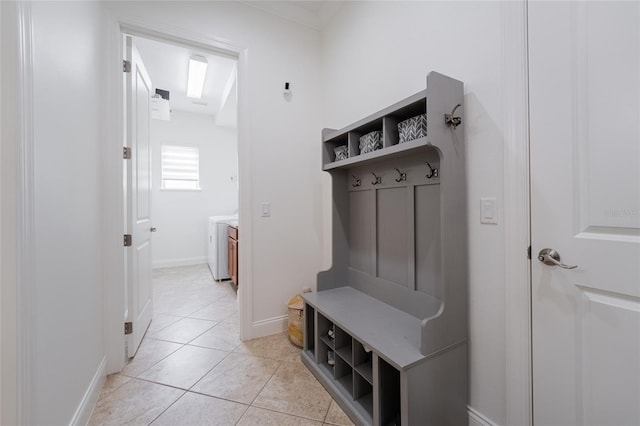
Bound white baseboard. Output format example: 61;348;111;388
248;315;287;340
70;356;106;426
152;256;207;269
468;406;498;426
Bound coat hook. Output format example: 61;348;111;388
352;175;361;187
371;172;382;185
394;168;407;182
425;162;439;179
444;104;462;129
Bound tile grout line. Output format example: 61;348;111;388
145;388;188;426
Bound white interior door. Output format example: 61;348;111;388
529;2;640;424
125;36;153;357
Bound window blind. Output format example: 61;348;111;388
161;145;200;190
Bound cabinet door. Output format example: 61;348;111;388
228;237;234;283
231;239;238;285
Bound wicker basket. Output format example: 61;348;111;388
287;294;304;347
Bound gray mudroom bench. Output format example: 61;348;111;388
302;72;468;426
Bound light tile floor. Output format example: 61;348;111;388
89;264;354;426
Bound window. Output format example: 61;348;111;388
161;145;200;190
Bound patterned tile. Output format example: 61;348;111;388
138;345;228;389
234;332;301;363
151;392;247;426
324;400;355;426
190;321;241;352
191;353;279;404
89;379;183;426
236;406;322;426
122;338;182;377
150;318;217;344
253;361;332;421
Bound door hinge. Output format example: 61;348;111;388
124;234;132;247
123;147;132;159
124;322;133;335
123;59;131;73
527;245;532;260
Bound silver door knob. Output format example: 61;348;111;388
537;248;577;269
150;227;157;232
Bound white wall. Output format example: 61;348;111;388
150;111;238;268
104;1;324;336
320;2;506;425
30;2;106;424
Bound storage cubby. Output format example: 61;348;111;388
303;72;468;425
384;95;427;148
323;133;349;164
354;372;374;422
334;327;352;366
354;340;373;384
304;305;315;358
379;358;401;426
335;355;353;395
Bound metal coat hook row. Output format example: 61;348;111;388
394;168;407;182
445;104;462;129
352;175;361;187
425;162;439;179
371;172;382;185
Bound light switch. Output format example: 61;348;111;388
261;202;271;217
480;198;498;224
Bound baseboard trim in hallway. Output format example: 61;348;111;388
468;405;498;426
152;257;208;269
71;356;106;426
251;315;287;339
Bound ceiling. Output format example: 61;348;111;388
241;0;345;30
134;36;237;124
133;1;344;124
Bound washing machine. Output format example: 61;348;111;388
208;215;237;280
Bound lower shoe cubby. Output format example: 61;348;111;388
379;358;401;426
303;309;396;425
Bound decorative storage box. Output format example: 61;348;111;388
334;145;348;161
398;114;427;143
359;131;383;154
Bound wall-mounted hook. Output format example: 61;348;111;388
444;104;462;129
394;168;407;182
425;162;439;179
352;175;361;187
371;172;382;185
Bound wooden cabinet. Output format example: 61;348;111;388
303;72;467;425
227;225;238;285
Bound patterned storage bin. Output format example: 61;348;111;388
359;131;383;154
334;145;348;161
398;114;427;143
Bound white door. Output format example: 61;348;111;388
529;2;640;424
125;36;154;357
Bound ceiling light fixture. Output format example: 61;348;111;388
187;55;208;99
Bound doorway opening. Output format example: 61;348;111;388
123;32;241;360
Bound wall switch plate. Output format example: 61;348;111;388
480;198;498;224
261;202;271;217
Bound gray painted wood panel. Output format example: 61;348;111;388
377;187;408;286
415;183;442;299
349;190;373;274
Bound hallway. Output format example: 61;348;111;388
89;265;353;425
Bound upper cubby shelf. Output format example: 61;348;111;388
322;90;428;170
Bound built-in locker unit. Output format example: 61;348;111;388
302;72;467;426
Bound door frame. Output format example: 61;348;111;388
102;14;253;373
501;1;533;425
1;2;36;424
